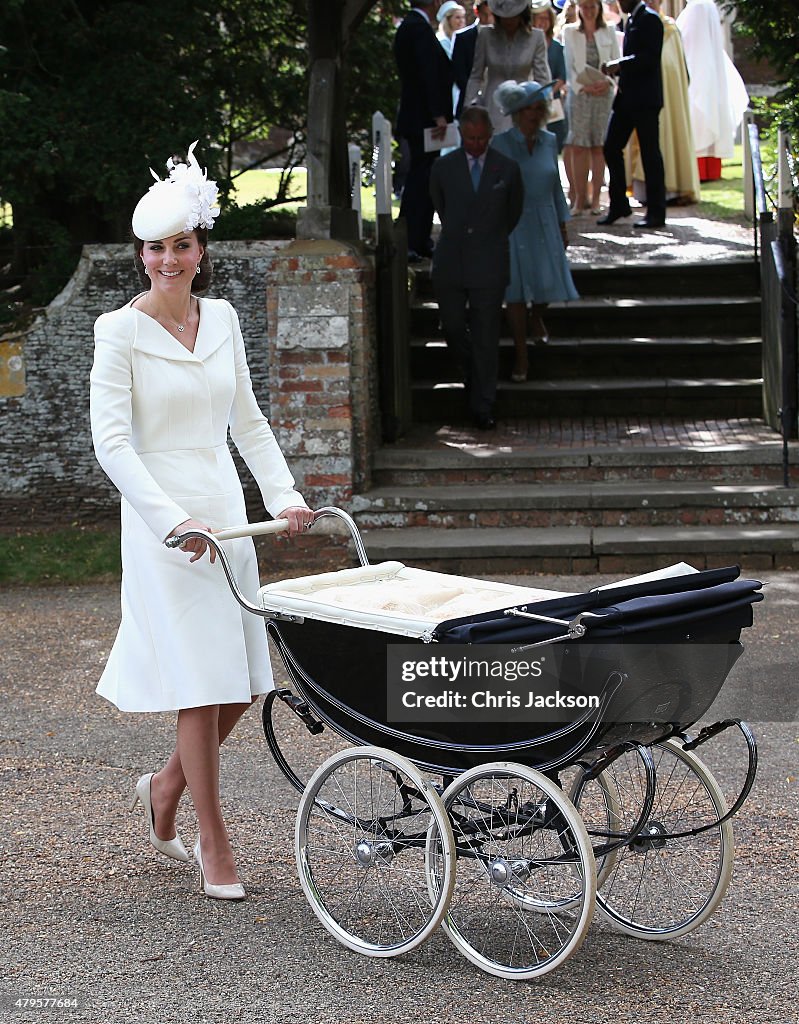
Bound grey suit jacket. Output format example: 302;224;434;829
430;147;523;290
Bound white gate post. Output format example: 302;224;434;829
348;143;363;238
742;109;754;221
777;128;792;211
372;111;394;240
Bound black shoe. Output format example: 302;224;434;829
633;217;666;228
596;210;631;226
474;414;496;431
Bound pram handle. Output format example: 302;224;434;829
162;507;370;620
164;506;369;565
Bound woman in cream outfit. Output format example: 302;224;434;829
463;0;551;134
90;143;313;901
562;2;619;213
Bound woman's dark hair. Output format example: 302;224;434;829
578;1;606;30
495;7;532;32
132;226;213;293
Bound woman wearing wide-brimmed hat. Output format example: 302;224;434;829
90;142;314;902
491;80;579;381
462;0;552;133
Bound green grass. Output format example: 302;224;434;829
696;147;747;222
230;167;401;222
0;527;121;585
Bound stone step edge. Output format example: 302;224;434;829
412;336;762;349
415;297;759;312
373;445;792;470
359;524;799;557
411;378;763;392
353;481;799;512
413;258;755;276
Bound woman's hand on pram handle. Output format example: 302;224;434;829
167;518;217;564
275;506;316;539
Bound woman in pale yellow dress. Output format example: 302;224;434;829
627;0;700;206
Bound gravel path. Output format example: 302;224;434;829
0;571;796;1024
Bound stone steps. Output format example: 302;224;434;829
411;296;761;340
410;336;761;381
412;258;760;300
372;445;792;485
352;480;799;528
357;523;799;574
410;375;762;419
354;259;796;572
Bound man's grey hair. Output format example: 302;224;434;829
459;105;492;131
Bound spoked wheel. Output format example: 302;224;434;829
295;745;455;957
572;738;734;939
426;762;596;980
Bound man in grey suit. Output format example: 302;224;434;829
430;106;523;430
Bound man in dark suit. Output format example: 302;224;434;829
598;0;667;228
394;1;455;260
451;0;493;118
430;106;523;429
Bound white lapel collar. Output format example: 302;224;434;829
193;297;230;361
130;297;229;362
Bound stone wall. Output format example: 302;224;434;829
0;239;379;541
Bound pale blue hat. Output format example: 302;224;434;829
495;79;554;116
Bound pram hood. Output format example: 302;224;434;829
433;565;764;645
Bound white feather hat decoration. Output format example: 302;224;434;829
132;141;220;241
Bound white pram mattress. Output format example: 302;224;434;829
257;561;699;639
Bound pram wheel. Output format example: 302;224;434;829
572;738;734;939
427;762;596;980
295;745;455;957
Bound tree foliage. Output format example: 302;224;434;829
724;0;799;133
0;0;400;303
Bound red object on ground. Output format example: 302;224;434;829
697;157;722;182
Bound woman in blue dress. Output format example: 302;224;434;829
491;79;578;381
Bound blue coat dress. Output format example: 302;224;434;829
490;127;579;305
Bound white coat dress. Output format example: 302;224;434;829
90;296;307;713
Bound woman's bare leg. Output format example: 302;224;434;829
572;146;590;211
175;703;240;884
563;144;577;205
589;147;606;210
530;303;549;341
506;301;528;378
148;698;257;844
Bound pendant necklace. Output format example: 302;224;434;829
153;302;193;333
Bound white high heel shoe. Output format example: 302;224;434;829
193;839;246;902
129;773;190;862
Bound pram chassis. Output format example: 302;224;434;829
167;507;761;980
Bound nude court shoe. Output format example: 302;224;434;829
193;839;246;902
129;773;190;862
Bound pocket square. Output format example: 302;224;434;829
492;180;507;190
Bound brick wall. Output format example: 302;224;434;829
0;239;379;547
266;239;379;508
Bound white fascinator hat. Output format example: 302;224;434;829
132;141;220;241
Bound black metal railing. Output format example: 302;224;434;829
746;120;797;485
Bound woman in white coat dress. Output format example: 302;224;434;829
90;143;314;901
